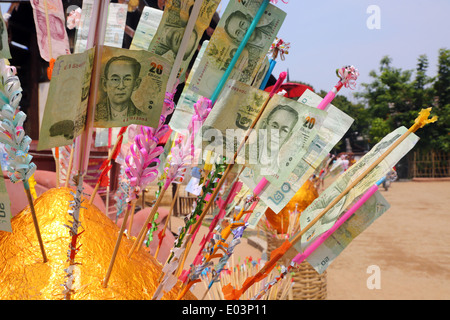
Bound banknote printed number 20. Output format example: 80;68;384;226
303;116;316;129
0;203;5;218
149;62;163;75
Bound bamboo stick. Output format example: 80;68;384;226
102;200;136;288
24;181;47;263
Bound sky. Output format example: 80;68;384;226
2;1;449;102
264;0;450;101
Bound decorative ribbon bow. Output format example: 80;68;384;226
336;65;360;90
269;37;290;61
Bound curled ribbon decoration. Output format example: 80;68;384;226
125;126;167;201
163;138;191;190
0;60;36;183
269;37;290;61
114;166;130;220
270;0;289;4
187;97;212;158
66;7;82;30
188;97;212;132
336;65;360;90
161;91;176;124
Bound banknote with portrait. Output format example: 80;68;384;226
240;90;354;214
93;46;171;129
189;0;286;99
147;0;220;81
306;190;390;274
293;126;419;253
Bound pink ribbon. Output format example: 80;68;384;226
163;139;191;190
336;65;359;90
125;126;166;200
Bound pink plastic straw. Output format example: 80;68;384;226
292;183;379;264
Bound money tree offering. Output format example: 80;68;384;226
0;60;46;262
223;108;437;300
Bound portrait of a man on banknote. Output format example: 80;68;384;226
223;10;276;49
258;104;299;165
154;23;199;61
95;55;145;122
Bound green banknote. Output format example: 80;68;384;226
103;3;128;48
73;0;94;54
293;126;419;252
129;6;163;51
189;0;286;99
0;163;11;232
251;56;270;88
195;80;326;175
93;46;171;129
194;79;270;163
306;190;390;274
147;0;220;81
37;47;95;151
0;7;11;59
241;90;354;214
247;93;327;181
168;40;208;133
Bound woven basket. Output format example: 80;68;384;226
266;236;327;300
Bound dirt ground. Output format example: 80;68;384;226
325;179;450;300
167;179;450;300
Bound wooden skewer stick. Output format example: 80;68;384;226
155;183;180;259
230;109;437;299
88;135;124;205
128;186;167;258
102;200;136;288
64;143;75;188
23;180;47;263
178;72;287;274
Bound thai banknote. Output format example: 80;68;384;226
189;0;286;99
103;3;128;48
293;126;419;253
73;0;94;54
169;40;208;133
0;7;11;59
246;200;269;230
194;79;270;163
30;0;71;61
129;6;163;51
93;46;171;129
37;47;95;151
306;190;390;274
248;92;327;181
251;56;270;89
147;0;220;81
94;127;129;148
240;90;354;214
0;163;12;232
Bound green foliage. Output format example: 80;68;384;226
355;49;450;152
368;117;391;144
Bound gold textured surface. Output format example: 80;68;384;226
264;180;319;233
0;187;195;300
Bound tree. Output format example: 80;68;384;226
317;91;371;152
431;48;450;152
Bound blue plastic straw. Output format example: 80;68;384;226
210;0;270;103
259;58;277;90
